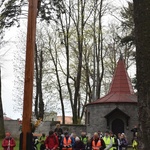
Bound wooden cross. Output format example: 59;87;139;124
21;0;38;149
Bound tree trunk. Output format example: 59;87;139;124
0;68;5;138
38;50;44;119
34;43;44;119
34;43;39;118
49;45;65;124
59;6;73;123
134;0;150;149
96;0;104;99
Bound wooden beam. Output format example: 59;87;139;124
22;0;38;149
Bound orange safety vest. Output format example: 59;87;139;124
63;137;72;147
92;139;101;150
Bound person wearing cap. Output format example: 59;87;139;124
61;131;75;150
91;132;106;150
2;132;16;150
45;130;59;150
103;131;112;150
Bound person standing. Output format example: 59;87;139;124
85;136;92;150
132;136;138;150
2;132;16;150
80;132;88;149
61;131;75;150
103;131;112;150
109;131;118;150
74;137;85;150
119;133;128;150
45;131;59;150
131;126;138;139
39;133;46;150
54;124;63;135
91;132;106;150
117;133;121;150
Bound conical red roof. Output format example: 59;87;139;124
89;57;137;104
109;56;134;94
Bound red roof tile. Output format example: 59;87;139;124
109;57;134;94
88;56;137;104
90;93;137;104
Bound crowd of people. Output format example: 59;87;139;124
33;124;139;150
1;124;138;150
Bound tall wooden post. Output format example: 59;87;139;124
21;0;38;150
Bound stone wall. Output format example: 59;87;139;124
4;120;20;138
4;120;86;138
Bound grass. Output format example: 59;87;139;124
0;139;41;150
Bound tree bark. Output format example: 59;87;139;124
134;0;150;149
0;68;5;138
35;43;39;118
38;50;44;119
49;44;65;124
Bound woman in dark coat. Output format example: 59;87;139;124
119;133;128;150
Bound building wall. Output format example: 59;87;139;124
43;112;57;121
86;103;138;144
4;120;86;138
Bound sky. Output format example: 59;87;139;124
1;27;22;120
1;0;134;120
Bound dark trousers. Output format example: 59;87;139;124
40;144;46;150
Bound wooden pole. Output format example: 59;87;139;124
22;0;38;150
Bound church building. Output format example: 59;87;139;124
86;56;138;143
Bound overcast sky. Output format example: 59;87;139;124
1;26;21;120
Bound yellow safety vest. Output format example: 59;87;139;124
110;137;117;150
103;136;111;147
132;140;138;150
